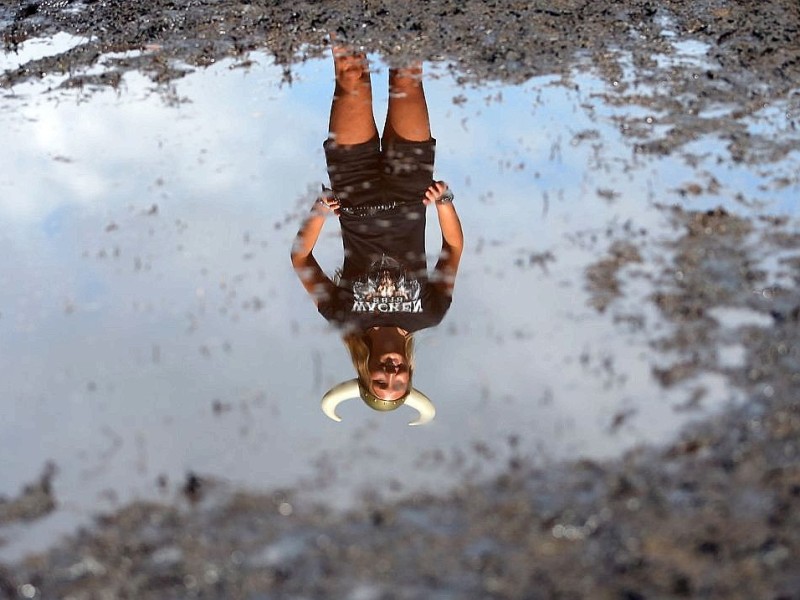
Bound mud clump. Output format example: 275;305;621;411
647;206;767;387
586;240;643;313
0;462;57;527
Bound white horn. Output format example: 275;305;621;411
404;389;436;426
320;379;360;422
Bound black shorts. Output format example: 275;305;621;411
323;136;436;209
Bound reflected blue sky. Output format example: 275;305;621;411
0;41;798;557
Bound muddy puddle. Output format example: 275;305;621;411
1;3;800;597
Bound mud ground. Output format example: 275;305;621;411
1;1;800;598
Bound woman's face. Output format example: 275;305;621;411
368;352;410;401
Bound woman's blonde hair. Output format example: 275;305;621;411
342;330;415;407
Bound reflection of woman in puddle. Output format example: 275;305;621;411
291;47;463;424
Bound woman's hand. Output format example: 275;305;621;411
313;190;341;216
423;181;453;206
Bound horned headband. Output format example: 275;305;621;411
321;379;436;426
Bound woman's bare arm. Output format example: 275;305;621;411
290;197;338;306
424;182;463;296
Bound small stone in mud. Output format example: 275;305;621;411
182;473;203;502
585;241;643;312
212;399;232;415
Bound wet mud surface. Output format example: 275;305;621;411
2;1;800;598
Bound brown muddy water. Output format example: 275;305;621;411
1;1;800;598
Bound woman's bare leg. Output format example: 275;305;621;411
383;63;431;143
328;48;378;145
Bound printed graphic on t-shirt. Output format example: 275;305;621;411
351;256;422;314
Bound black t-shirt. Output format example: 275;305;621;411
318;204;452;332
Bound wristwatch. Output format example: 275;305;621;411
436;189;455;205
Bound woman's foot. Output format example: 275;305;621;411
383;61;430;142
332;46;369;93
389;62;423;95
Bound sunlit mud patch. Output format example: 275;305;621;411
0;45;798;567
584;11;800;173
590;205;800;418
